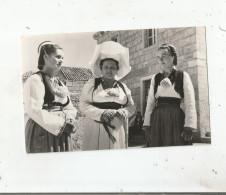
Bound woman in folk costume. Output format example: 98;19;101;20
24;41;77;153
143;43;197;147
80;41;136;151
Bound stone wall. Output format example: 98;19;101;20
67;80;88;113
55;71;88;114
94;27;210;141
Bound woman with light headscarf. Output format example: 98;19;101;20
143;43;197;147
24;41;77;153
80;41;136;151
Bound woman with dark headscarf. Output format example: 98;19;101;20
24;41;77;153
143;43;197;147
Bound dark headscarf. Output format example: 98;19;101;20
158;43;177;65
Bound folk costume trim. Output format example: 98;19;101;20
35;71;70;108
154;69;184;99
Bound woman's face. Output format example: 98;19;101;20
101;59;118;80
44;49;64;76
157;48;174;71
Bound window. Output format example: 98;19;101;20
144;29;157;48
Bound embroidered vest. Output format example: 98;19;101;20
35;71;69;107
154;69;184;99
93;77;129;106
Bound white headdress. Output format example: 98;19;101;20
89;41;131;80
38;41;54;54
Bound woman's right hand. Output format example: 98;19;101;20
63;117;76;134
181;127;194;142
101;109;116;123
142;126;150;131
58;120;76;137
63;122;76;134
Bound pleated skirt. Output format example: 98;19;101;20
149;98;192;147
25;118;73;153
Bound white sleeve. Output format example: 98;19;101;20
120;83;136;117
143;74;156;126
23;75;65;136
60;82;77;119
79;78;105;121
183;72;197;130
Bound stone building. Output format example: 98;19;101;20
93;27;210;143
22;71;33;84
22;66;93;113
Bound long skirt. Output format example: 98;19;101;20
149;99;192;147
82;117;128;151
25;118;73;153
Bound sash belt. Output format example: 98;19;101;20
157;97;181;107
95;120;117;144
92;102;124;144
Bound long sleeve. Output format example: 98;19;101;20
62;99;78;119
24;75;65;136
79;78;106;121
61;84;77;119
120;83;136;117
143;74;156;126
183;72;197;130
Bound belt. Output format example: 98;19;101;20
95;121;117;144
92;102;124;144
157;97;181;107
42;105;63;112
42;97;70;111
92;102;124;110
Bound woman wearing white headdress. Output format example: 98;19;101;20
80;41;136;151
24;41;77;153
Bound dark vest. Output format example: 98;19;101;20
35;71;69;107
92;77;129;107
154;69;184;99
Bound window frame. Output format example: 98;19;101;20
142;29;158;49
140;74;155;116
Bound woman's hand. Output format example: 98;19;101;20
142;126;150;131
64;118;76;134
181;127;194;142
58;120;76;137
115;109;128;121
142;126;151;147
63;122;76;134
101;109;116;123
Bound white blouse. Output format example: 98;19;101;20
93;87;128;105
143;71;197;129
23;74;77;136
79;78;136;121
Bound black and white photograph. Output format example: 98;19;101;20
21;27;210;153
1;0;226;192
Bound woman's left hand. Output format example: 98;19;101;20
181;127;194;142
64;122;76;134
101;109;116;123
65;118;77;133
116;109;128;121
